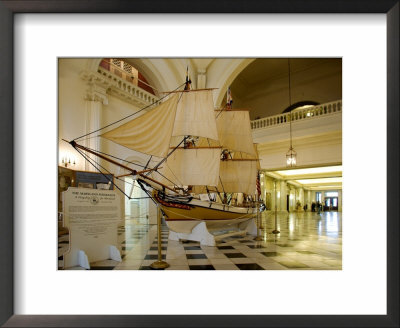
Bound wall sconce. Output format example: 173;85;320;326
61;156;76;168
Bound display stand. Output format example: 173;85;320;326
150;207;169;269
254;202;264;241
168;218;258;246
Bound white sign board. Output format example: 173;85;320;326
63;187;121;269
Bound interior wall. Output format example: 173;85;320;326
59;58;155;222
58;59;91;170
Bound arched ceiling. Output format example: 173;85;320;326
229;58;342;119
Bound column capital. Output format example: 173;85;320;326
80;70;110;105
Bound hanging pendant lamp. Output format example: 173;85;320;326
286;59;297;167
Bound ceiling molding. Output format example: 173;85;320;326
262;164;343;191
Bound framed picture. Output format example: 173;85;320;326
1;1;398;327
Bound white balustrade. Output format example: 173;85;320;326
250;100;342;130
97;66;158;105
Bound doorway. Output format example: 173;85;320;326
124;177;149;222
324;197;338;211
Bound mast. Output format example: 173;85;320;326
157;69;221;191
216;88;260;198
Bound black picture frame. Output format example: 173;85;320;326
0;1;398;327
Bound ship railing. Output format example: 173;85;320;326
250;100;342;130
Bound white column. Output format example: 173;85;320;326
84;100;102;171
280;181;287;212
291;188;295;211
338;189;342;212
260;174;267;205
299;188;303;209
83;83;108;171
307;190;311;211
197;69;206;89
271;178;276;212
311;191;316;203
277;181;281;211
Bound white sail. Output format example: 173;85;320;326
216;110;257;157
218;160;258;195
172;90;219;141
232;144;261;170
158;148;221;187
101;94;179;158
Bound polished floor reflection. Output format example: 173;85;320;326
59;211;342;270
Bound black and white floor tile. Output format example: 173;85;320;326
59;211;342;270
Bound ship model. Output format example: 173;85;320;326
66;75;264;245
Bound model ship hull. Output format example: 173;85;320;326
154;193;256;234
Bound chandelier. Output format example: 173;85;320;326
286;59;297;167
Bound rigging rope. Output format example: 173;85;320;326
73;143;179;187
137;180;157;205
73;144;172;201
74;144;148;168
73;146;132;199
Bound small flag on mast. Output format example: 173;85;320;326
184;66;191;90
226;87;233;109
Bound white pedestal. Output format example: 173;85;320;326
168;218;258;247
169;222;216;246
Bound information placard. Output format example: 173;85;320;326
63;187;121;269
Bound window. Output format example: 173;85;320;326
325;191;338;197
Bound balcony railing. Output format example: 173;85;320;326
100;59;156;95
97;66;158;105
250;100;342;130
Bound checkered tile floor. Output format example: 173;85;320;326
59;211;342;270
